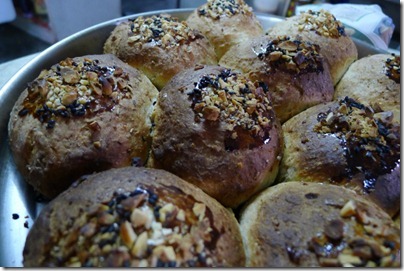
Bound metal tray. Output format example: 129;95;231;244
0;8;387;267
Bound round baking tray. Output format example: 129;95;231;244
0;8;388;267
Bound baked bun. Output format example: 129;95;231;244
267;9;358;85
239;181;400;267
103;14;217;89
23;167;245;267
186;0;263;60
335;54;400;123
278;97;400;217
8;54;158;199
148;65;283;208
220;35;334;123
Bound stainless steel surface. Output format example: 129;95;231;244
0;8;387;267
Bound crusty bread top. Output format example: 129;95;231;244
267;9;358;85
23;167;245;267
103;14;217;90
279;97;400;216
186;0;263;59
149;65;283;208
334;54;400;123
8;54;159;199
219;35;334;123
239;182;400;267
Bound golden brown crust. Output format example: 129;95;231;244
8;54;159;199
186;0;263;60
103;14;217;89
219;35;334;123
239;182;401;267
23;167;245;267
148;65;283;208
334;54;400;123
267;9;358;85
278;97;400;217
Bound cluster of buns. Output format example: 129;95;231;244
7;0;400;267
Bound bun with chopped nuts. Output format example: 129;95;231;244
103;14;217;89
8;54;159;199
239;181;400;267
148;65;283;209
267;9;358;85
220;35;334;123
23;167;246;267
278;97;400;217
335;54;400;123
186;0;263;60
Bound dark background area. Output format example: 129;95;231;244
0;0;400;64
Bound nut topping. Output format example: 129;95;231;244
45;185;222;267
187;69;275;151
20;57;134;129
197;0;253;19
297;9;346;38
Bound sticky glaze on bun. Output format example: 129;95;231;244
8;54;158;199
278;97;400;217
23;167;245;267
148;65;283;208
104;14;217;89
220;35;334;123
267;9;358;85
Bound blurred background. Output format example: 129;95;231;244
0;0;400;64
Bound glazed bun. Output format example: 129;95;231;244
148;65;283;208
220;35;334;123
23;167;245;267
239;181;400;267
278;97;400;217
267;9;358;85
8;54;158;199
335;54;400;123
186;0;263;60
103;14;217;89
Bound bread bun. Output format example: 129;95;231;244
186;0;263;60
334;54;400;123
278;97;400;217
219;35;334;123
23;167;245;267
267;9;358;85
103;14;217;89
8;54;158;199
148;65;283;208
239;181;400;267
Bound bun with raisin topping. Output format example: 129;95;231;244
334;54;400;123
219;35;334;123
8;54;159;199
148;65;283;208
278;97;400;217
23;167;245;267
186;0;263;60
267;9;358;86
103;14;217;89
239;181;400;267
